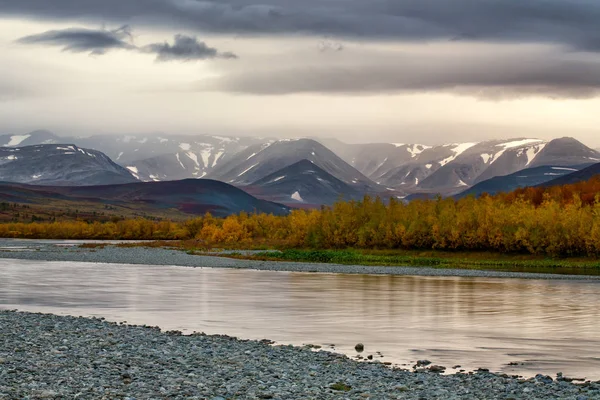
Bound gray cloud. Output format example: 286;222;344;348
197;47;600;98
142;34;237;61
17;27;237;61
17;26;135;55
3;0;600;52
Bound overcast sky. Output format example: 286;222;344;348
1;1;600;146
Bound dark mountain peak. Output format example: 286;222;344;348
252;158;328;186
246;158;363;206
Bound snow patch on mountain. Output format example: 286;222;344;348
186;152;199;167
6;135;30;146
552;167;578;171
175;153;185;169
269;176;286;183
439;142;478;166
238;163;259;177
502;139;543;149
525;143;546;166
126;166;140;180
212;151;224;168
200;149;211;168
291;191;304;202
407;144;432;158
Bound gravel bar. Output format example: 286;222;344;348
1;310;598;400
0;239;600;280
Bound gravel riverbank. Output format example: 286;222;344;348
0;239;600;280
1;310;598;400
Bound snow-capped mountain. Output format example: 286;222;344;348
207;138;381;192
325;137;600;193
0;144;137;186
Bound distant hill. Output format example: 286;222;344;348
0;179;289;218
455;164;593;198
538;163;600;188
0;144;138;186
245;159;364;206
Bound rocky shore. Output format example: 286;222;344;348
1;310;598;399
1;239;600;280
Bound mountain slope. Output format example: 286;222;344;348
245;159;364;205
455;164;592;198
0;144;137;186
208;139;380;192
0;180;289;218
538;163;600;188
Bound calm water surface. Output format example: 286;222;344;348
1;258;600;379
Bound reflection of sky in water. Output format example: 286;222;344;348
1;258;600;379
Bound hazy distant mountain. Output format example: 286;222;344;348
208;139;381;192
0;130;60;147
2;131;269;181
0;179;289;217
245;159;364;205
455;164;593;199
538;163;600;188
0;144;137;186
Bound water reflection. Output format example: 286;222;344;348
1;258;600;379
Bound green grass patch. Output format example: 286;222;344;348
238;248;600;276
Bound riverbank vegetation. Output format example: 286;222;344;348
2;176;600;259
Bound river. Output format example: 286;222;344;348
2;256;600;379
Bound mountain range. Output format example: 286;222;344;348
1;130;600;206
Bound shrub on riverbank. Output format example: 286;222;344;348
2;176;600;257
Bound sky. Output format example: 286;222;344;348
1;1;600;146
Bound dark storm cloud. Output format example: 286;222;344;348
197;49;600;98
142;34;237;61
3;0;600;52
16;27;237;61
17;26;135;55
